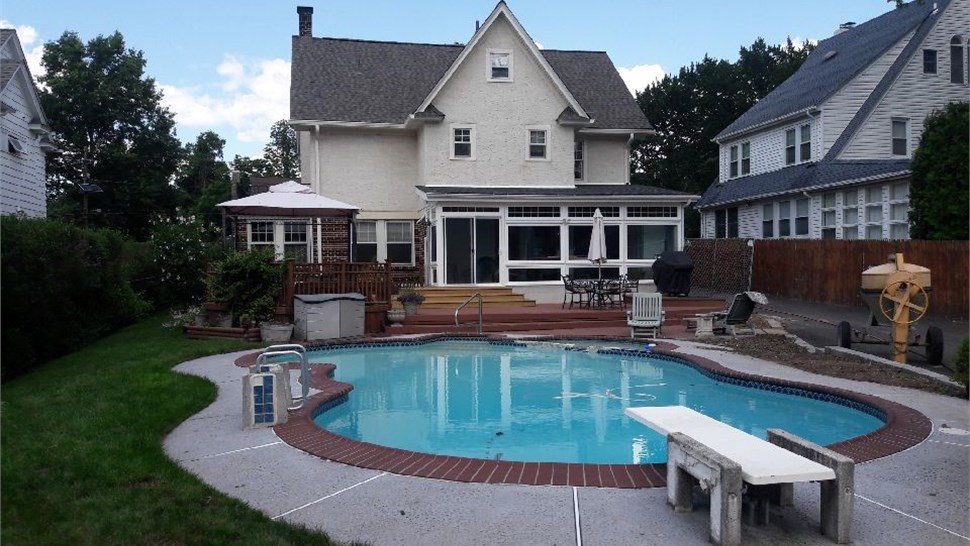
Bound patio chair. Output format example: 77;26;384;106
562;275;592;309
708;291;767;335
627;292;665;338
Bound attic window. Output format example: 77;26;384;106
7;135;24;154
488;49;512;81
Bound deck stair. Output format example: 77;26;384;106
406;286;536;309
388;295;725;335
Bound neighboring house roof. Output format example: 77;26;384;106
696;159;911;208
248;176;290;195
290;12;651;131
417;184;695;199
714;0;943;141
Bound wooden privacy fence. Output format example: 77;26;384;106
751;239;968;319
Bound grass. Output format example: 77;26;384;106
1;316;360;546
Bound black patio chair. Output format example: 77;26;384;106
562;275;592;309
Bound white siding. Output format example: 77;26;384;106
0;68;47;218
582;133;629;184
840;1;970;159
717;116;819;184
821;35;907;155
419;15;574;187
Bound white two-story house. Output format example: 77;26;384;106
1;29;54;218
697;0;968;241
288;2;697;302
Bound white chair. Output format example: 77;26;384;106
627;292;665;338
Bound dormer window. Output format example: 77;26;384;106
488;49;512;81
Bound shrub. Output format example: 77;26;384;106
208;249;285;326
149;212;222;307
952;338;969;390
1;216;151;379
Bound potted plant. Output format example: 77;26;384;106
209;249;290;340
397;286;426;316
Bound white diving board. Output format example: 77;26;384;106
625;405;835;485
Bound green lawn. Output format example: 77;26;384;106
1;317;359;546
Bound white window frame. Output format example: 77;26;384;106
864;186;884;240
487;48;513;82
794;197;810;237
6;134;24;154
574;140;584;181
842;189;859;240
821;192;837;239
450;124;475;160
526;126;550;161
951;35;966;85
248;220;312;261
888;181;910;240
785;124;811;165
891;118;909;156
741;142;751;175
729;145;739;178
761;203;774;238
354;220;415;266
923;49;938;74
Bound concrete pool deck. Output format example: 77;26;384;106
165;339;969;546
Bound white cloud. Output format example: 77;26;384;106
159;55;290;148
0;21;46;82
616;63;666;96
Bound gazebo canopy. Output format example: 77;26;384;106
217;181;358;217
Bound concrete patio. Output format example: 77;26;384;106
165;337;969;546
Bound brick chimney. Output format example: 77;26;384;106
297;6;313;37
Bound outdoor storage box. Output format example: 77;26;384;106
294;293;365;340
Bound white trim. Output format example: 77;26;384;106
415;3;587;119
449;123;476;160
486;48;513;82
578;128;653;135
288;120;408;131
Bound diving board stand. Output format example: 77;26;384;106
625;406;854;545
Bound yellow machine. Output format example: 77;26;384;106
837;253;943;364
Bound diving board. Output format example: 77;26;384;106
625;405;854;545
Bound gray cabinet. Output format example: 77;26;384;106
293;293;365;340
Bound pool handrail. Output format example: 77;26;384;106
454;292;483;334
256;344;309;411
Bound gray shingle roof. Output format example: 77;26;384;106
695;159;912;208
416;184;693;198
290;37;651;130
715;0;941;140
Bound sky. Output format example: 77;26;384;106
4;0;897;161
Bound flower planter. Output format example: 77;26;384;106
403;302;419;316
386;308;407;326
260;322;294;343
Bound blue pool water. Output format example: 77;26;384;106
310;341;884;464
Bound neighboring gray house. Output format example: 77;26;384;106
289;2;697;301
1;29;54;218
697;0;968;241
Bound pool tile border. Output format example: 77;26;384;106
233;334;932;488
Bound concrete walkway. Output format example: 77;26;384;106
165;340;969;546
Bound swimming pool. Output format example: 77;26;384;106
310;340;885;464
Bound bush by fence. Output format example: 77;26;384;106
1;216;153;380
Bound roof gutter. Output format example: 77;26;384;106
714;107;818;143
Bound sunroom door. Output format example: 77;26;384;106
444;218;499;284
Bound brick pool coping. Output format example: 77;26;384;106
234;334;932;488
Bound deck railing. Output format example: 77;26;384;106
278;260;395;314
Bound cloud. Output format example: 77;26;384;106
616;63;666;96
159;55;290;147
0;21;46;82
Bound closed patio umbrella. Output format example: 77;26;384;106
587;207;607;279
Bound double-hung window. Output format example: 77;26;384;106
891;118;909;156
785;124;811;165
795;197;810;236
842;189;859;239
354;220;414;265
821;193;837;239
487;49;512;81
574;140;584;180
778;201;791;237
951;36;966;85
762;204;774;238
727;142;749;178
528;128;548;160
714;207;738;238
248;220;311;262
451;125;474;159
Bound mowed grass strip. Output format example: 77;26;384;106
1;317;363;546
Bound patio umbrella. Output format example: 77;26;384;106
216;180;358;217
587;207;607;279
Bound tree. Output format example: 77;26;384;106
40;31;182;239
262;119;300;179
632;38;813;237
175;131;231;227
908;102;969;240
